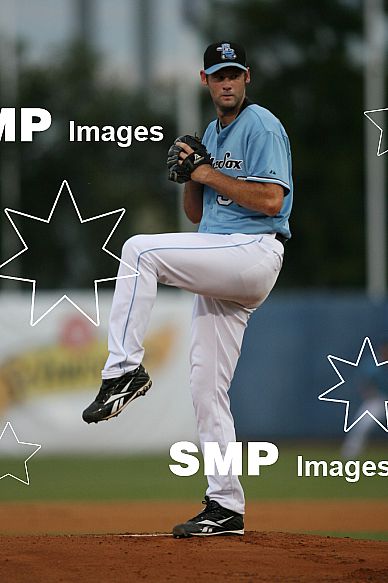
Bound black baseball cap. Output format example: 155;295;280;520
203;41;248;75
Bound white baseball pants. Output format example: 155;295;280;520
102;232;284;514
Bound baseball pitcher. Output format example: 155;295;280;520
83;41;293;538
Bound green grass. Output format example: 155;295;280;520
1;444;387;502
303;531;388;542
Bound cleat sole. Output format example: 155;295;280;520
173;525;244;538
83;379;152;424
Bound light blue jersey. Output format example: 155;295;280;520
198;101;293;238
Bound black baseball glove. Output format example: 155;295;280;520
167;135;212;183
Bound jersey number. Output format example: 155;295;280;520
216;194;233;206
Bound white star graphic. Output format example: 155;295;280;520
0;422;41;485
364;108;388;156
318;337;388;433
0;180;139;326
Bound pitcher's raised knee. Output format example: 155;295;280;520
121;234;154;259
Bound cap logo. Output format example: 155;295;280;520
216;43;236;61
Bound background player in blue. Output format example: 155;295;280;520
83;41;293;538
341;341;388;459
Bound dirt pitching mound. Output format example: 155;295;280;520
2;531;388;583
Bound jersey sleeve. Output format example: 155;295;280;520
244;130;291;194
201;121;215;150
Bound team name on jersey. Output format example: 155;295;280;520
211;151;243;170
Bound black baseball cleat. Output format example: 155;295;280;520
82;364;152;424
172;496;244;538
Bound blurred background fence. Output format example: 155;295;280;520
0;289;387;452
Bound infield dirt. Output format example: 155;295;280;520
1;500;388;582
2;532;388;583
